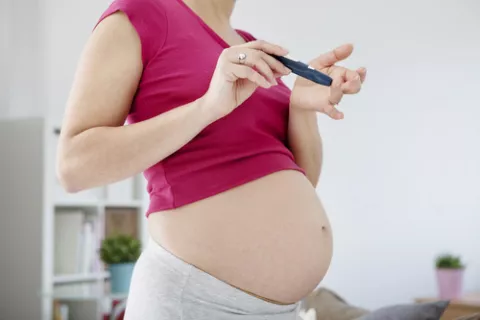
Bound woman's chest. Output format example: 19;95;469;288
134;26;292;140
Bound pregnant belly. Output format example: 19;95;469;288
147;170;333;304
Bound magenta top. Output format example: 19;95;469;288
96;0;304;216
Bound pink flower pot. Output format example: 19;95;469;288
436;268;464;300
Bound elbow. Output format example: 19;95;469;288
56;154;84;194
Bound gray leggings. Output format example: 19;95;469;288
124;238;300;320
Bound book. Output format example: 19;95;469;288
53;301;69;320
55;209;100;275
54;210;85;275
105;208;138;239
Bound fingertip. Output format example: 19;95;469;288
333;111;344;120
357;67;367;76
280;46;290;54
339;43;354;52
357;68;367;83
265;81;273;89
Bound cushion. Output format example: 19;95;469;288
301;288;371;320
357;300;450;320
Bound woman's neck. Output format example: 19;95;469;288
183;0;235;29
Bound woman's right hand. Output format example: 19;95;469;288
202;40;292;119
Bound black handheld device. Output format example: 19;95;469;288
271;55;333;87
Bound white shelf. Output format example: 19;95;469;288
104;200;143;208
54;199;143;209
0;118;147;320
53;272;109;284
54;199;101;208
42;291;128;302
42;292;102;301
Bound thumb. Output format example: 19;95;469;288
311;43;354;69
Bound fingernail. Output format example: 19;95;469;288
285;68;292;74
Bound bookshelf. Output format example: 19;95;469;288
0;117;149;320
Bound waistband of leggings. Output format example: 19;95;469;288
145;237;193;275
145;237;300;314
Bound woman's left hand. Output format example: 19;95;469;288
290;43;367;120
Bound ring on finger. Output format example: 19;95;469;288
238;53;247;64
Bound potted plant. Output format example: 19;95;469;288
100;234;142;294
435;253;465;300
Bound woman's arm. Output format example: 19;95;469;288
57;11;291;193
287;44;366;187
287;107;322;187
57;12;216;192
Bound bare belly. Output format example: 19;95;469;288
147;170;333;304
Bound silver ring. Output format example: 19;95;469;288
238;53;247;64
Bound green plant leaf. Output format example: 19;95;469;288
100;234;142;265
435;253;465;269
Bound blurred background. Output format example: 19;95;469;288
0;0;479;319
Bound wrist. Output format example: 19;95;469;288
195;95;223;125
289;101;315;114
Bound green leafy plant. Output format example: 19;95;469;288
435;254;465;269
100;234;141;265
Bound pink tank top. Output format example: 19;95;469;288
97;0;305;216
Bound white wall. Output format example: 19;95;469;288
233;0;480;310
0;0;12;117
0;0;108;122
1;0;45;119
43;0;109;125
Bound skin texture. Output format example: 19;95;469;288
57;0;366;305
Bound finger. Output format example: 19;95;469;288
342;78;362;94
322;103;344;120
357;67;367;83
328;68;347;104
227;49;277;84
345;69;360;83
311;43;354;69
261;53;291;77
229;64;271;89
329;77;344;105
342;69;362;94
247;51;277;85
250;52;277;85
243;40;289;57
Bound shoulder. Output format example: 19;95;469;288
98;0;167;23
95;0;169;65
104;0;166;11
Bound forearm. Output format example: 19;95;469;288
288;106;323;187
57;97;215;192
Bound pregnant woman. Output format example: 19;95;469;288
56;0;366;319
